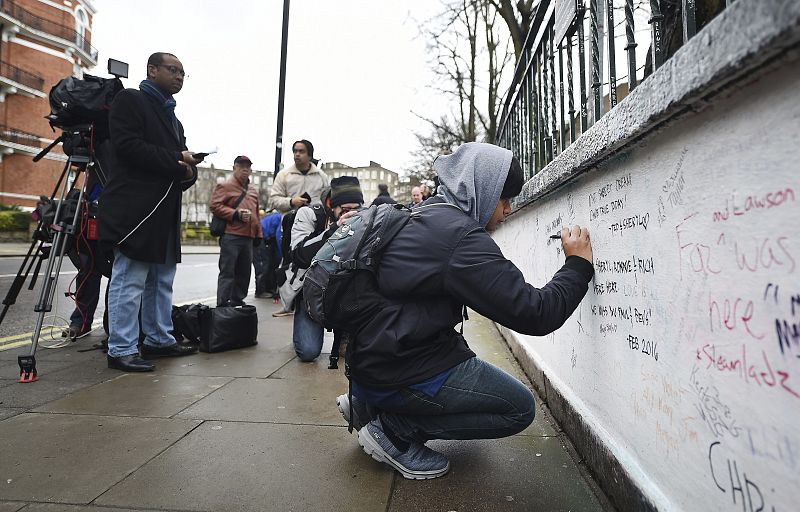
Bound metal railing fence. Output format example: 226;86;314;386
497;0;730;179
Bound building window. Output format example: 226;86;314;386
75;7;88;45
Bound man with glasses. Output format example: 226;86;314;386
98;52;201;372
288;176;363;362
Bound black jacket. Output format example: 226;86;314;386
350;197;595;389
97;88;196;263
371;191;396;206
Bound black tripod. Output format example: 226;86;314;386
0;126;106;382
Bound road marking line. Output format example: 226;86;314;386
0;339;32;350
0;270;79;279
0;332;33;342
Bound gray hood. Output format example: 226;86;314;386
434;142;513;227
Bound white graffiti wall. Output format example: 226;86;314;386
493;64;799;511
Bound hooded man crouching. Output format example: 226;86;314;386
336;142;594;480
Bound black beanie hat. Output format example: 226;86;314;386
330;176;363;208
501;156;524;199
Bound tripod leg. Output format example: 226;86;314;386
0;237;43;326
20;157;87;383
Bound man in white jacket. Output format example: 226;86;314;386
269;139;330;212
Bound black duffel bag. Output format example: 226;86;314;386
171;304;209;344
198;305;258;353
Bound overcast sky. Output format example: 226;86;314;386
90;0;441;175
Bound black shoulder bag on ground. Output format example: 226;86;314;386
210;187;248;237
199;305;258;352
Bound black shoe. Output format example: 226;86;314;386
63;325;92;340
141;343;199;359
107;354;155;372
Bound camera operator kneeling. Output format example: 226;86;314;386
290;176;363;362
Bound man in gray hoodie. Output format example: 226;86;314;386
336;142;594;480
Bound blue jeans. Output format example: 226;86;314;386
107;249;177;357
293;295;324;362
378;357;536;443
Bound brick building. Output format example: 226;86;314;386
0;0;97;209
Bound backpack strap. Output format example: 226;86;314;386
366;205;412;264
311;204;328;235
229;186;248;210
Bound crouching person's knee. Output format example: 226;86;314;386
507;388;536;435
295;349;319;363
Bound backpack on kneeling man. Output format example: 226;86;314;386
302;203;411;333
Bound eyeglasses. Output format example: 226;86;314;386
157;64;186;77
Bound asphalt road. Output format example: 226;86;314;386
0;254;224;347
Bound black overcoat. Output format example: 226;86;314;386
97;88;196;263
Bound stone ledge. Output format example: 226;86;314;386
513;0;800;210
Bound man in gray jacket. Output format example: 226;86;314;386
336;142;594;480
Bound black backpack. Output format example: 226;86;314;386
302;203;411;332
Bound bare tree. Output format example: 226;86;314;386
485;0;538;59
410;0;515;175
407;114;464;182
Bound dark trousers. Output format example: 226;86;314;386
69;249;103;330
217;234;253;306
253;239;267;295
260;238;280;297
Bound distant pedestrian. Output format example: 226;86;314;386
371;183;396;206
210;155;262;306
252;208;269;298
408;186;423;208
260;209;282;300
420;183;431;200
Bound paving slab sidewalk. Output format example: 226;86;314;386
0;299;613;512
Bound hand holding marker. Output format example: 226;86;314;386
550;226;593;263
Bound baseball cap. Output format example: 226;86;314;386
234;155;253;165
